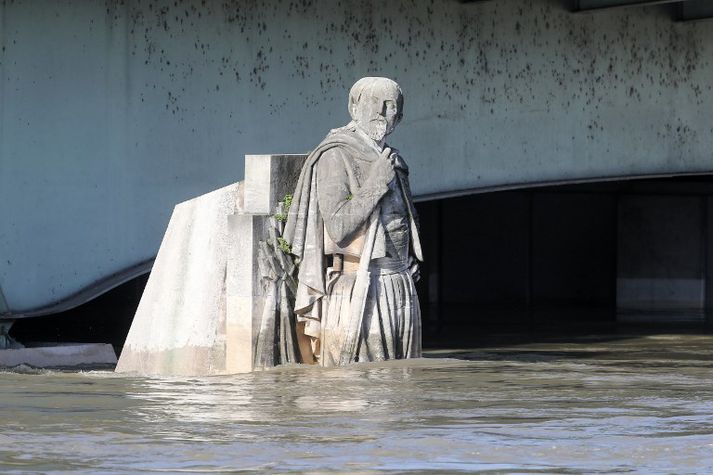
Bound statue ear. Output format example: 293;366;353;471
348;89;362;121
395;95;404;125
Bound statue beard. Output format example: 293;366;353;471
362;117;389;142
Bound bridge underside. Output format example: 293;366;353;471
9;174;713;352
417;174;713;346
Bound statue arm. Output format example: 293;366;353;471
317;148;389;245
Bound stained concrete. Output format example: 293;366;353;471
1;0;712;313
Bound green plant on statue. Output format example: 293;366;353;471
277;237;292;254
273;194;294;222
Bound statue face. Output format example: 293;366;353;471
353;86;402;143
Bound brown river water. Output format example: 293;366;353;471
2;333;713;473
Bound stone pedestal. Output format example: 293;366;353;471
116;154;307;376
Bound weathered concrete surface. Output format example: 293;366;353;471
1;0;712;312
116;183;242;375
0;343;117;369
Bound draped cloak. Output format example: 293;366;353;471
283;124;423;365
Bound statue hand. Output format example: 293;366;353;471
369;147;395;186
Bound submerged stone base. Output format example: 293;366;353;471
0;343;117;369
116;154;307;376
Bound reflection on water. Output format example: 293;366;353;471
3;334;713;473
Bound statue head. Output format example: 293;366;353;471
348;77;404;143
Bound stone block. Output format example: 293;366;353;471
115;182;242;375
116;154;307;376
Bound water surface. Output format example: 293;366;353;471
2;334;713;473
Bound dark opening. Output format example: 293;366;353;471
415;175;713;348
10;274;149;355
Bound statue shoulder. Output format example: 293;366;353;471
315;146;355;181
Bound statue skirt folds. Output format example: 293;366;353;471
319;259;422;366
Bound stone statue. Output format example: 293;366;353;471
284;77;424;366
